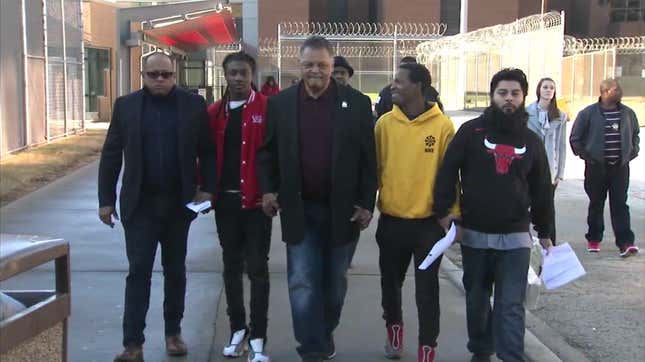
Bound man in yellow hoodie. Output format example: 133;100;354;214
374;63;459;362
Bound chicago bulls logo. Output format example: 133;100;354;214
484;138;526;174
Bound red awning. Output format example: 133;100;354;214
143;11;237;53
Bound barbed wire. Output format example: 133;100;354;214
564;36;645;55
259;38;420;58
278;21;447;38
416;11;563;63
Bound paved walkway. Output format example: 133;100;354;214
10;107;639;361
0;159;567;362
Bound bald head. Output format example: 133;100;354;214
599;78;622;105
141;52;176;96
142;52;174;70
599;79;618;93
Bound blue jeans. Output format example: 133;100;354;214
286;202;355;359
461;245;530;362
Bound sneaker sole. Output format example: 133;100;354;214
620;249;638;258
323;352;336;360
384;351;402;360
248;354;270;362
223;344;248;358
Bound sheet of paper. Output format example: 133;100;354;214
418;223;456;270
540;242;586;290
185;200;211;213
527;265;541;286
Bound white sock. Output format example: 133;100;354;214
229;328;247;345
249;338;264;353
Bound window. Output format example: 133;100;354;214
610;0;645;22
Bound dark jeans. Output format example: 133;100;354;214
584;162;634;247
121;193;194;347
215;192;272;339
376;214;445;347
461;245;530;362
286;202;355;359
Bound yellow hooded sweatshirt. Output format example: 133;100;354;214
375;104;460;219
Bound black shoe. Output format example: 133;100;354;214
470;353;492;362
323;336;336;360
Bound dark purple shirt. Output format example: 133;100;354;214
298;82;335;201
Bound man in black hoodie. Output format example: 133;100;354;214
374;56;443;119
433;68;554;362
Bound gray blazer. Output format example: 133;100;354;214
569;102;640;165
527;102;567;182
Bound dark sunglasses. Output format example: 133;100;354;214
144;71;174;79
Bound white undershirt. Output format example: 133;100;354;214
229;100;246;110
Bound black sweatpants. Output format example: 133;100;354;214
215;192;272;339
584;162;634;247
375;213;445;346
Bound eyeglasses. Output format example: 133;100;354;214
144;71;174;79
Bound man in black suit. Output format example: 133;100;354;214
98;52;216;362
257;36;377;362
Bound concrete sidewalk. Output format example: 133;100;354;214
210;221;562;362
0;162;222;362
0;159;568;362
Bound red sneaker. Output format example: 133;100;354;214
418;345;435;362
619;244;639;258
587;241;601;252
384;323;403;359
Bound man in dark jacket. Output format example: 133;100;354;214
332;55;353;87
257;36;377;362
375;56;443;118
570;78;639;256
98;52;216;362
433;68;554;362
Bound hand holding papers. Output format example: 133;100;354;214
186;200;212;213
540;242;586;290
418;223;457;270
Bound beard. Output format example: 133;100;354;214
484;102;528;134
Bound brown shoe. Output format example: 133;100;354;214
113;345;143;362
165;335;188;356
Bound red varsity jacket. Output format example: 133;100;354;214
207;90;268;209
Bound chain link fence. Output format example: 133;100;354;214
417;12;565;111
260;22;445;102
0;0;84;158
563;36;644;125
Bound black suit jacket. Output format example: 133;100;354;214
257;82;377;246
98;87;217;222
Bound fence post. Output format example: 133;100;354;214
43;0;50;141
277;23;281;88
392;24;398;76
60;0;68;135
20;0;30;147
589;52;594;99
80;1;85;131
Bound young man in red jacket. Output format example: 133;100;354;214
208;52;272;362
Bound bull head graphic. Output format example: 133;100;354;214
484;138;526;174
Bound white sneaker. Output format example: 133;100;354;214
222;328;248;357
248;338;270;362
